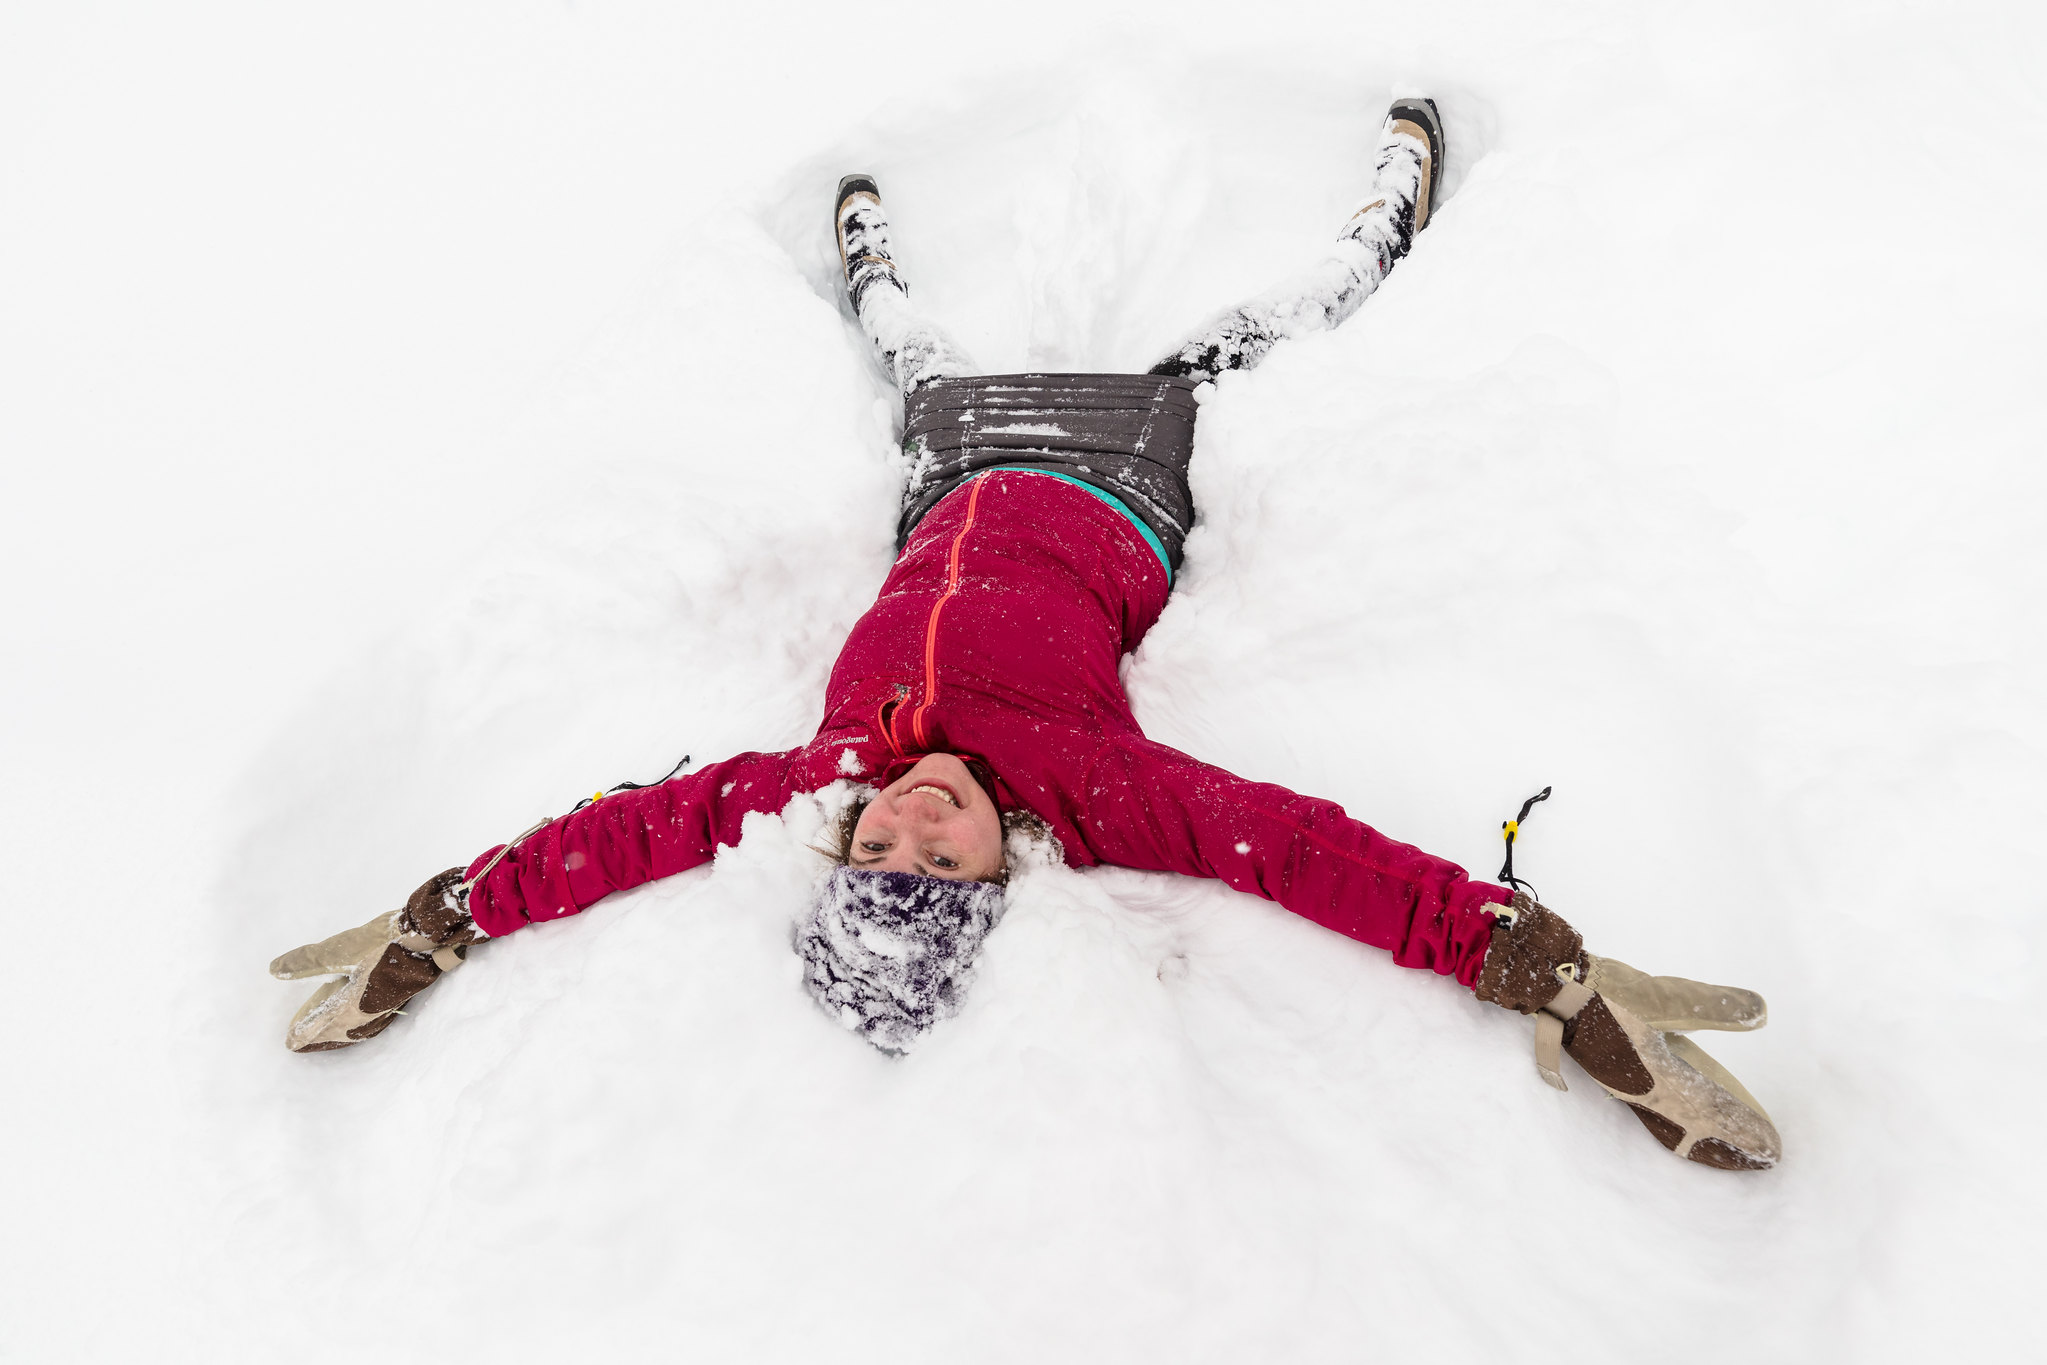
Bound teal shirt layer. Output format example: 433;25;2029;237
983;467;1173;582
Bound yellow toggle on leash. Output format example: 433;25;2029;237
566;753;694;816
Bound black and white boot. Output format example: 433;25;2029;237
836;174;903;313
1343;96;1444;268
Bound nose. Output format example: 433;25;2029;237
892;790;952;828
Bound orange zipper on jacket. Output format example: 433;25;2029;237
910;475;986;749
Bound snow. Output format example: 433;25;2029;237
3;1;2042;1360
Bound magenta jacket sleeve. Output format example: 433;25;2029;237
1080;735;1509;986
463;749;806;937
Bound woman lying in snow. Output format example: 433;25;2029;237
272;98;1781;1171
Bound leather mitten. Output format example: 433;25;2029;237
1476;892;1781;1170
270;869;480;1053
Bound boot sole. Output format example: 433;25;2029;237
836;173;880;218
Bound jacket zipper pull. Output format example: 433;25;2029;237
877;684;911;756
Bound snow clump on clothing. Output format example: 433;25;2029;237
799;866;1006;1052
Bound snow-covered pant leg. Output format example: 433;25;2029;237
860;283;977;397
1148;119;1430;382
839;189;976;398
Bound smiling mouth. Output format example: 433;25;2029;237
905;783;960;807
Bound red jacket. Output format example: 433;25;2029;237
466;471;1510;985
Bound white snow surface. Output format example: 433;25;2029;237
4;2;2042;1360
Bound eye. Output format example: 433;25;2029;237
860;841;889;853
930;854;959;870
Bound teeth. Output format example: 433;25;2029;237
906;784;958;806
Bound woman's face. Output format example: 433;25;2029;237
849;753;1004;881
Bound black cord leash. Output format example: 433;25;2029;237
463;753;696;903
1498;785;1552;901
568;752;694;815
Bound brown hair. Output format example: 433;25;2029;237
819;792;1049;887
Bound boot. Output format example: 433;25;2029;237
1475;893;1782;1170
835;173;905;313
270;868;481;1052
1386;97;1444;232
1340;97;1445;266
